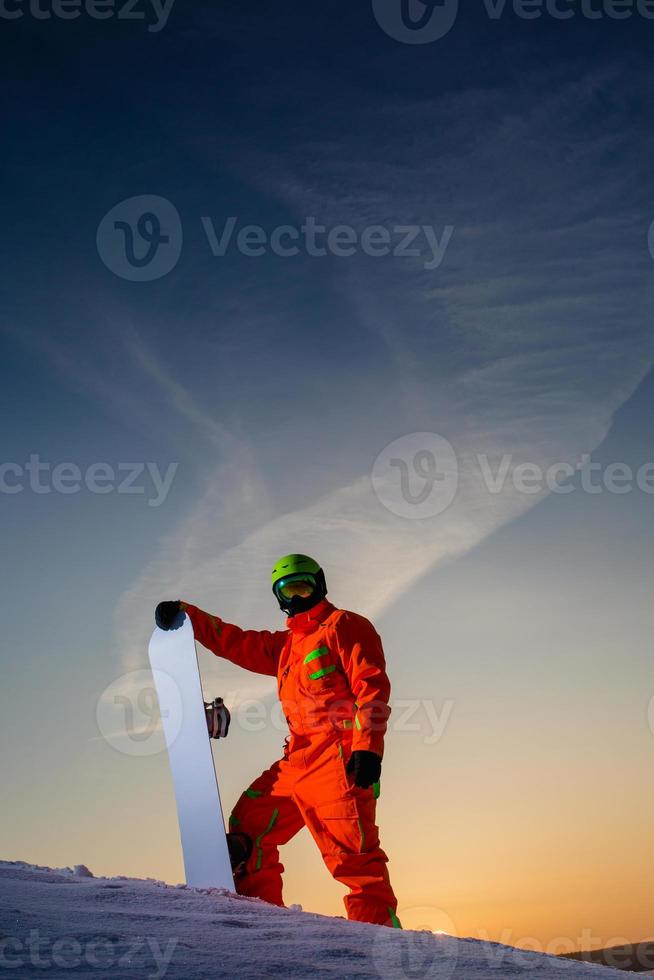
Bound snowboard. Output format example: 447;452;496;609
148;612;235;890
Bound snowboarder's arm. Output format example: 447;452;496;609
181;602;284;677
335;613;391;757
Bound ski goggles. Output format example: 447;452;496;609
274;572;318;600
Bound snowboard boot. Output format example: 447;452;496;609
226;832;252;878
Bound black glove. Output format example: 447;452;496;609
155;600;182;630
346;750;382;789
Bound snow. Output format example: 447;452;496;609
0;860;626;979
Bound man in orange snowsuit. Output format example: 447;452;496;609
155;554;400;928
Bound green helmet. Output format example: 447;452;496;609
271;553;327;615
271;553;322;587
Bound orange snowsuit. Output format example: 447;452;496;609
181;597;400;927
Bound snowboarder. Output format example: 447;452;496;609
155;554;401;928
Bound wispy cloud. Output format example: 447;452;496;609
124;329;234;451
108;65;654;699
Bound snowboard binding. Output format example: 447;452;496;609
226;831;252;876
204;697;231;739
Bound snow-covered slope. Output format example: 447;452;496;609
0;861;625;979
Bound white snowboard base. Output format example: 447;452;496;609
148;614;234;891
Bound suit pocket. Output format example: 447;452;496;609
311;797;379;856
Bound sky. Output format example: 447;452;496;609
1;0;654;952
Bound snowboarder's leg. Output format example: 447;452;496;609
229;759;304;907
301;790;400;926
294;746;400;927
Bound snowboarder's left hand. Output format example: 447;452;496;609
346;750;382;789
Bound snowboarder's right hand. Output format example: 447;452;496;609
155;600;182;630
